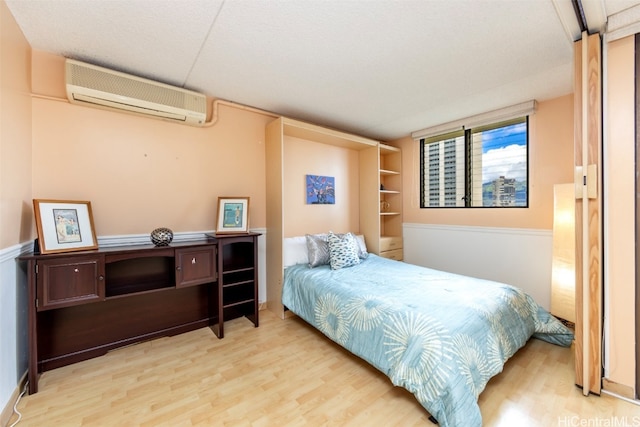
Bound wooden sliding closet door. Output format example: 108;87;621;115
574;32;603;396
636;33;640;398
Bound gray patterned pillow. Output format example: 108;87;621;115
327;232;360;270
306;233;329;268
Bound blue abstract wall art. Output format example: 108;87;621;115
306;175;335;204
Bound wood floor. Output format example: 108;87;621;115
9;310;640;426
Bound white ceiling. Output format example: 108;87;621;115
5;0;640;140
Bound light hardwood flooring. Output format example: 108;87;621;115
8;310;640;426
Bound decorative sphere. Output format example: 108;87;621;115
150;227;173;246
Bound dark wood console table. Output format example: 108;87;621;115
20;233;259;394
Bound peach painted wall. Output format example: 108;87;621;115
604;35;635;393
394;95;574;230
0;0;32;249
30;51;271;237
283;136;360;237
1;0;32;419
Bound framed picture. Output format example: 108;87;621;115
306;174;335;204
216;197;250;234
33;199;98;254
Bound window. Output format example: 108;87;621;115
419;117;529;208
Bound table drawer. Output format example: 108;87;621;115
380;236;403;252
379;248;403;261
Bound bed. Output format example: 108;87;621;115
281;233;574;427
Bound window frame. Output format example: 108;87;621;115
419;116;529;209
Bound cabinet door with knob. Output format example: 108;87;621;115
35;255;105;311
175;246;217;288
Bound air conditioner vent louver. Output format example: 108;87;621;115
65;59;207;126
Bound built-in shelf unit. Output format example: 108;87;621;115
378;143;403;260
266;117;402;318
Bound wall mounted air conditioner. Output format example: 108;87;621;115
65;59;207;126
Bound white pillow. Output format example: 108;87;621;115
354;234;368;259
283;236;309;267
282;233;368;268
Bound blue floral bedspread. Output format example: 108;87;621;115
281;254;574;427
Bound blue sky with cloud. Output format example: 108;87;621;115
480;122;527;183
